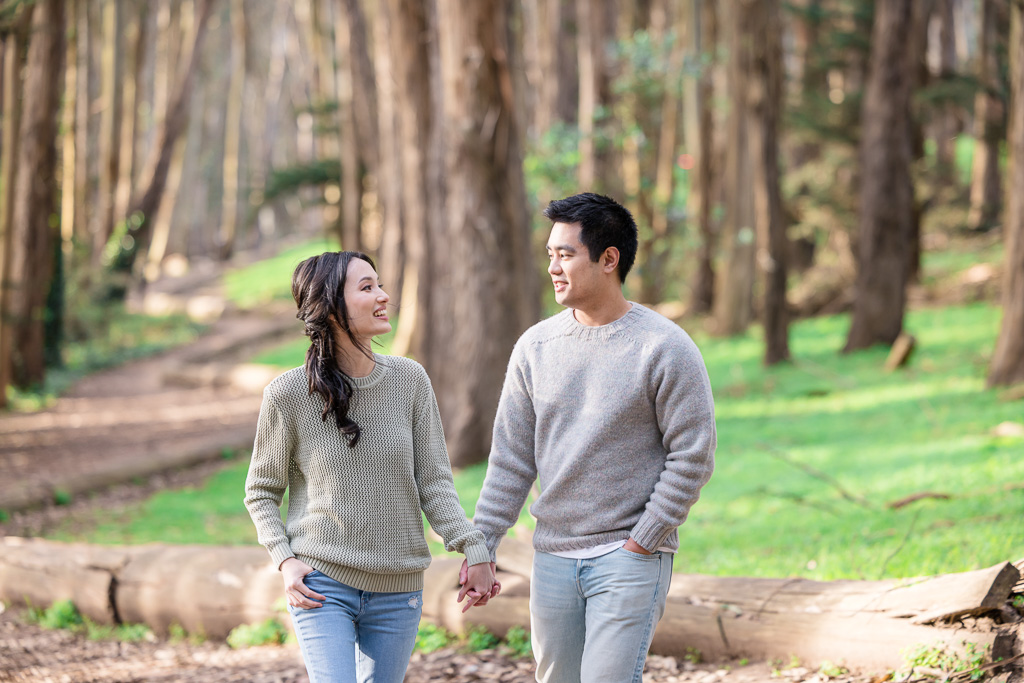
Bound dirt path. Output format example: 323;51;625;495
0;605;878;683
0;305;298;522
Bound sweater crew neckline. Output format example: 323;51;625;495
559;302;642;339
348;353;389;389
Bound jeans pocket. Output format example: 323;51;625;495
618;547;659;560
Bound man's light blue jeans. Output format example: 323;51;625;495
530;548;673;683
287;570;422;683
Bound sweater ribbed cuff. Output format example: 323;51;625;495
464;542;491;567
269;543;295;571
630;512;673;553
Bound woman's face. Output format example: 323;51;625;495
341;258;391;340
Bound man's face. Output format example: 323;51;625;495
546;222;605;310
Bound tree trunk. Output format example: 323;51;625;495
637;0;685;306
967;0;1005;233
0;13;32;407
575;0;600;190
576;0;618;197
934;0;959;173
92;0;124;265
370;0;405;301
218;0;247;260
339;0;379;176
790;0;824;166
712;0;757;336
750;0;789;365
108;0;215;287
7;0;66;388
72;0;92;247
987;0;1024;388
844;0;914;352
687;0;718;315
59;1;78;259
334;1;363;253
113;1;148;237
387;0;443;365
434;0;539;467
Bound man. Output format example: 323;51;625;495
460;192;717;683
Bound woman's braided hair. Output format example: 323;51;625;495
291;251;376;447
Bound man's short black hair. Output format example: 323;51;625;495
542;193;638;283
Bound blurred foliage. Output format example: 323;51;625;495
226;618;292;649
261;160;341;205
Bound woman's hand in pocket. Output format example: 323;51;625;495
281;557;327;609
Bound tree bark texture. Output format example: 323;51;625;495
987;0;1024;387
334;1;363;253
434;0;539;467
712;0;757;336
7;0;66;387
967;0;1006;233
844;0;915;352
0;15;32;406
687;0;718;315
92;0;124;264
749;0;789;365
218;0;247;259
386;0;442;365
370;0;405;303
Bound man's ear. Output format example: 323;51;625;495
602;247;621;274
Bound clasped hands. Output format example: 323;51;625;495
457;560;501;613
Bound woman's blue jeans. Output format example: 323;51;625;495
530;548;673;683
287;570;423;683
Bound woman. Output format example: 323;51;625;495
244;251;498;683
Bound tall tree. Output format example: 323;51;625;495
844;0;915;352
750;0;789;364
967;0;1006;233
434;0;539;466
987;0;1024;387
713;0;757;336
685;0;718;315
370;0;405;301
334;0;362;252
7;0;66;387
92;0;124;264
218;0;247;259
386;0;443;365
107;0;216;287
0;8;33;406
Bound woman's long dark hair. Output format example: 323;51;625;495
291;251;376;447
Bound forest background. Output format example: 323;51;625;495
0;0;1022;583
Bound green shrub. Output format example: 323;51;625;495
414;622;453;653
463;625;499;652
902;641;989;680
28;599;83;630
227;618;290;649
502;625;532;659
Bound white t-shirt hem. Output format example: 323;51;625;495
548;539;675;560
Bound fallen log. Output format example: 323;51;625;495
460;537;1022;671
0;538;283;639
1;537;1019;672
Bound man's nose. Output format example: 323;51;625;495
548;259;561;275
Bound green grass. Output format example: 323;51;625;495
48;303;1024;581
223;237;340;310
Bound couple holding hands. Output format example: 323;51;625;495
244;193;717;683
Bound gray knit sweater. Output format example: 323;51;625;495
244;355;490;593
473;304;717;559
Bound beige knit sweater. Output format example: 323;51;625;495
244;355;489;593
